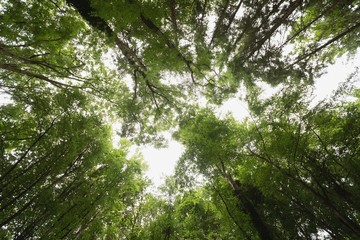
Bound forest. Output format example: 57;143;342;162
0;0;360;239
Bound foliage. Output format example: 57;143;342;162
175;75;360;239
1;0;360;239
0;89;147;239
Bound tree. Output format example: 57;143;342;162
1;0;359;142
175;74;360;239
65;0;360;128
126;177;241;240
0;87;147;239
175;109;276;239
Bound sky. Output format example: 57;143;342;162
141;51;360;188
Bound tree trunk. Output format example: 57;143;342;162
218;162;274;240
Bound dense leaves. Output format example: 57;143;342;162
0;86;147;239
175;77;360;239
1;0;360;239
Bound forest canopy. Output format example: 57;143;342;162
0;0;360;239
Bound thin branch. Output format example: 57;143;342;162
290;21;360;66
277;1;339;51
0;64;75;88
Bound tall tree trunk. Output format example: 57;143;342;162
218;161;274;240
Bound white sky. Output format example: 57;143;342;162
140;133;184;187
141;51;360;188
